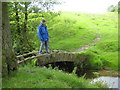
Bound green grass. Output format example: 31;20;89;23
48;12;99;51
47;11;118;70
2;64;108;88
80;12;118;70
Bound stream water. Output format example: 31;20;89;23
84;70;120;88
91;76;119;88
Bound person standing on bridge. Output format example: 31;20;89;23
38;19;50;54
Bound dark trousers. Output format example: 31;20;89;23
39;40;49;53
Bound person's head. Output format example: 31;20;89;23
41;19;46;24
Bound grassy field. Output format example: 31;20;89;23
80;12;118;70
48;12;99;51
2;64;108;88
47;12;118;70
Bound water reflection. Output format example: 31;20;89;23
91;76;119;88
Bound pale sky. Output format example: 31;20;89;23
55;0;119;13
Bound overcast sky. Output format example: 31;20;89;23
54;0;119;13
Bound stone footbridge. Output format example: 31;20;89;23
16;50;89;67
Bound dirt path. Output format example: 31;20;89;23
74;37;101;52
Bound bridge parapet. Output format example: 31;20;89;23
16;50;89;66
36;52;89;66
16;50;67;64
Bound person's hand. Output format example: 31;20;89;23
41;38;43;41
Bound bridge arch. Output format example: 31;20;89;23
44;61;75;73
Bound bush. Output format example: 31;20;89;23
84;50;103;70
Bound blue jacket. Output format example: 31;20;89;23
37;23;49;41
